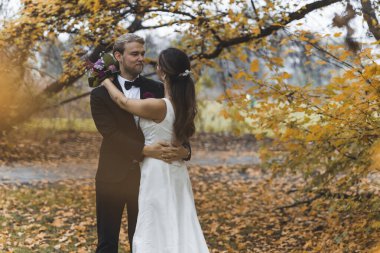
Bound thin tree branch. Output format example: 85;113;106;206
42;72;157;110
143;8;197;19
275;193;323;210
140;19;193;30
250;0;262;30
44;91;91;109
276;189;374;210
360;0;380;41
26;66;58;80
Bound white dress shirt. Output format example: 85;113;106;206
118;75;140;126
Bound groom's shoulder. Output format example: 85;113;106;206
141;76;163;88
90;85;107;98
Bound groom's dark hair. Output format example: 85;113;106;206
113;34;145;55
158;48;197;144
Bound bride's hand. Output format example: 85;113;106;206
142;142;177;163
101;77;114;86
143;142;167;162
162;144;189;162
144;142;188;163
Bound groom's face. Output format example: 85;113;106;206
116;41;145;77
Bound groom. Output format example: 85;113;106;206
90;33;191;253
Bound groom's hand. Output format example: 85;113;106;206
143;142;189;163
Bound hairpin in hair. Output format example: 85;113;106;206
178;69;191;77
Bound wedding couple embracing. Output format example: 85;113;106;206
90;33;210;253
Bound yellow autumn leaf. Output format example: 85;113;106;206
52;217;66;227
343;70;357;79
234;71;247;79
271;57;284;66
370;140;380;171
371;221;380;229
250;59;260;72
252;27;261;35
220;109;229;119
316;60;327;65
364;64;378;78
281;72;292;79
239;53;247;62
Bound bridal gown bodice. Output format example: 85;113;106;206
133;98;209;253
139;98;174;145
138;98;184;167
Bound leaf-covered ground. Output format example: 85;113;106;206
1;131;380;252
1;165;379;252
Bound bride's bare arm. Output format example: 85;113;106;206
102;78;166;121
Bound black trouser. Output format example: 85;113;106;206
95;166;140;253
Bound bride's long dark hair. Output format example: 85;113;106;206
158;48;197;143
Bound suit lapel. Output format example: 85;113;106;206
138;76;164;99
113;75;123;92
139;76;148;99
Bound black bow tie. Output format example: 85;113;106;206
124;77;142;90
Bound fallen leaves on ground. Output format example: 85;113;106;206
0;131;260;166
1;165;379;252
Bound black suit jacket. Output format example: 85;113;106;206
90;76;165;182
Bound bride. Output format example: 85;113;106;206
101;47;209;253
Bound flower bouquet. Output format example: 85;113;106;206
86;52;119;88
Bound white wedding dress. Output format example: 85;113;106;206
132;98;210;253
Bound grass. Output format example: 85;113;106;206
24;118;98;132
21;101;244;133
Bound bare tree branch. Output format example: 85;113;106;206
144;8;197;19
42;72;157;110
250;0;262;30
275;189;374;210
141;19;193;29
191;0;343;60
361;0;380;41
26;66;58;80
44;91;91;109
